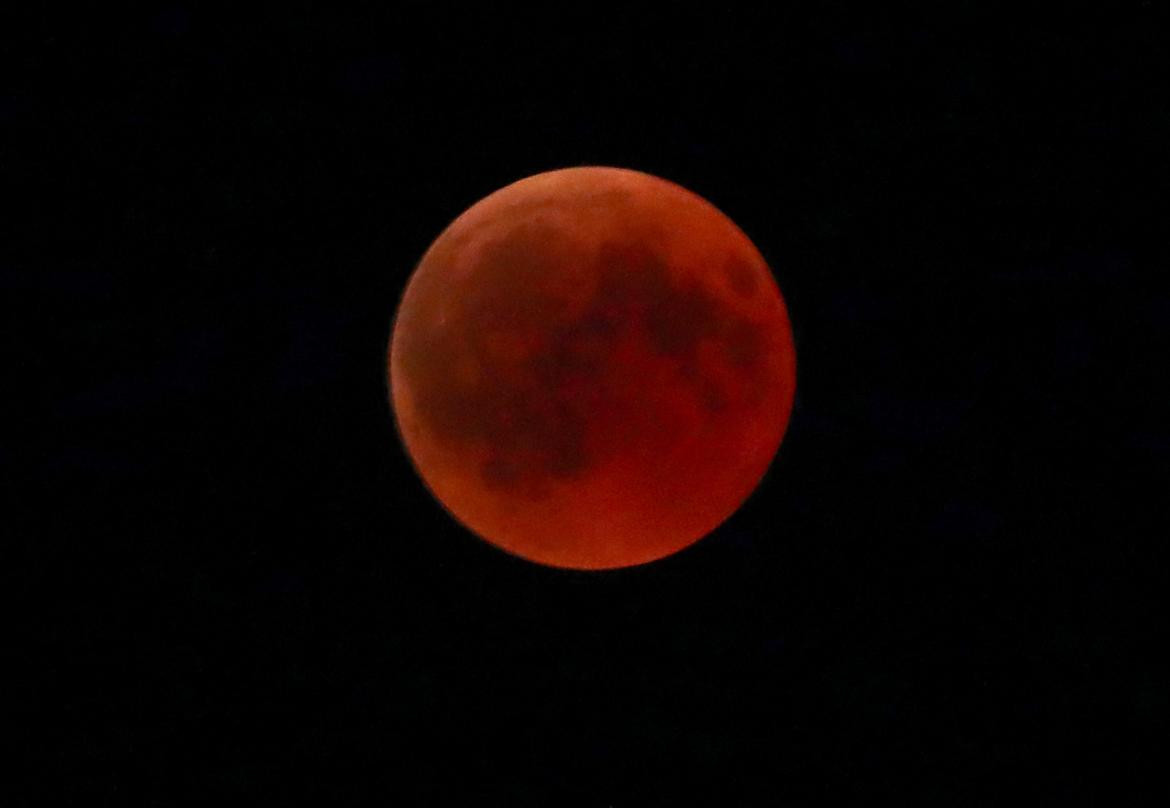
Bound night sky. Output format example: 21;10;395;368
11;5;1164;803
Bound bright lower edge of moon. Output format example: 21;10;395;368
389;166;796;570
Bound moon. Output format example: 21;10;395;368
389;167;796;570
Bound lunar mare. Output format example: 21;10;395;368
389;167;796;569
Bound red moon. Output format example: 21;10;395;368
389;167;796;569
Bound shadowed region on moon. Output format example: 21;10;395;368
389;167;795;569
399;234;769;496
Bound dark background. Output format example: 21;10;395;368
10;5;1165;803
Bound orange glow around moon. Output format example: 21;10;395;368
389;167;796;570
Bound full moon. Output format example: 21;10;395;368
389;167;796;569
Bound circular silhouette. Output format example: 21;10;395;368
389;167;795;569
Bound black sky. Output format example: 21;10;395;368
10;5;1165;803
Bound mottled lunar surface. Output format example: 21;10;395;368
389;167;796;569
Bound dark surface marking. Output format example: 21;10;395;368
400;231;771;497
724;253;760;298
721;317;765;369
